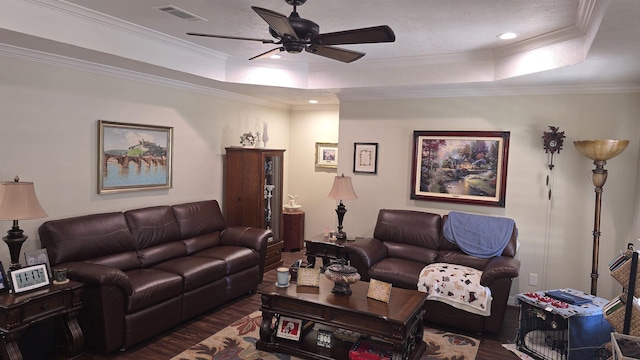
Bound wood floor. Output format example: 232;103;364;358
85;250;521;360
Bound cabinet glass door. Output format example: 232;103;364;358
263;153;282;240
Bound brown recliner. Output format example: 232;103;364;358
39;200;270;353
346;209;520;334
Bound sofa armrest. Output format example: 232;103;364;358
221;226;271;275
480;256;520;287
64;262;133;295
346;238;388;281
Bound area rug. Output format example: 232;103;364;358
171;311;478;360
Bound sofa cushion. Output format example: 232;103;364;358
183;233;221;255
385;242;438;264
374;210;443;249
152;257;227;291
194;246;258;275
137;242;187;268
125;206;181;250
39;212;136;265
86;252;141;271
437;250;491;271
125;269;183;313
172;200;226;239
369;258;427;290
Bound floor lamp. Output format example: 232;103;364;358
574;140;629;296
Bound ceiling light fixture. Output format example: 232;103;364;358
308;100;318;104
270;54;281;59
498;32;518;40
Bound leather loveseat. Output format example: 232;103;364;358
346;209;520;334
38;200;270;353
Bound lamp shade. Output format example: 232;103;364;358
327;175;358;201
0;181;48;220
574;140;629;161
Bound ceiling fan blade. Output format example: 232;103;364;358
187;32;275;44
312;25;395;46
307;45;365;63
251;6;299;40
249;47;284;61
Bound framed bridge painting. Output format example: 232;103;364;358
98;120;173;194
410;130;510;207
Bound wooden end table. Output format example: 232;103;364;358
0;280;84;360
257;276;426;360
304;237;355;272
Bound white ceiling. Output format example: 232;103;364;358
2;0;640;107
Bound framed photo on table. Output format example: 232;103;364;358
276;316;304;341
410;130;510;207
24;248;52;278
0;262;9;293
353;142;378;174
315;142;338;169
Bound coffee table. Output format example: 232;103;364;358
256;276;426;360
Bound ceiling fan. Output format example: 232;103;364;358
187;0;395;63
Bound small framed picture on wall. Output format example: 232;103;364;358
353;142;378;174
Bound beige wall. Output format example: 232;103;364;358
288;108;340;241
337;95;640;300
0;55;290;266
3;51;640;302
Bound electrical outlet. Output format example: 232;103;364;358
529;273;538;286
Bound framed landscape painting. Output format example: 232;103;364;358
410;130;510;207
98;120;173;194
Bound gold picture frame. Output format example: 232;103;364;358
98;120;173;194
315;142;338;169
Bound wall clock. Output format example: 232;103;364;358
542;126;566;200
9;264;50;293
542;126;565;169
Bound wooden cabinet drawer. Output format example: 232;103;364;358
23;293;66;323
265;240;283;271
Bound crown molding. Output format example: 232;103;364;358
337;83;640;101
0;43;289;109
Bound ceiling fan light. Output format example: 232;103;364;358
498;32;518;40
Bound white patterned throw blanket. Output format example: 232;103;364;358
418;263;492;316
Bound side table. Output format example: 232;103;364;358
0;280;84;360
283;211;304;252
304;237;352;272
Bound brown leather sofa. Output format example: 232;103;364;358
346;209;520;334
38;200;270;353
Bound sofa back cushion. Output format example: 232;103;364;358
374;209;443;249
125;206;181;250
172;200;226;239
440;214;518;257
39;212;137;266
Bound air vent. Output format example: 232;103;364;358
154;5;207;22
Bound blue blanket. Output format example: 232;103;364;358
443;211;515;258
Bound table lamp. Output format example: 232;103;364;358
327;174;358;240
0;177;48;271
574;139;629;296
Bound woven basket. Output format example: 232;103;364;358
604;296;640;337
611;256;640;298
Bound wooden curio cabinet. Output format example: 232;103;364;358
224;147;285;272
